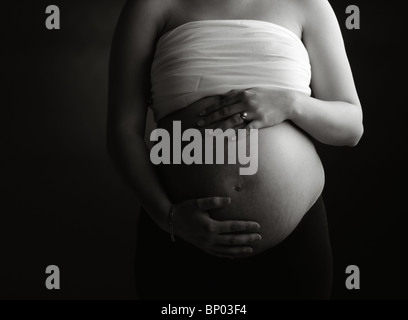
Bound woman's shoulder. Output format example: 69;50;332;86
113;0;176;44
291;0;332;10
124;0;172;20
290;0;337;28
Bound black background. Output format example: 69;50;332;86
3;0;407;300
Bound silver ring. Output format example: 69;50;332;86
240;112;248;121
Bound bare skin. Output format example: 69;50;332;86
107;0;363;258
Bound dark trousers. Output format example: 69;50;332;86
135;196;333;300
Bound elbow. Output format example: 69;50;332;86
345;104;364;147
346;122;364;147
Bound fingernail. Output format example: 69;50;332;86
197;120;205;126
245;248;253;253
251;236;261;243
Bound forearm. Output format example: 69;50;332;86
108;131;171;231
289;92;364;146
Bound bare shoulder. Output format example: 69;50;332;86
289;0;338;29
110;0;176;61
290;0;333;14
263;0;330;36
114;0;174;38
123;0;171;18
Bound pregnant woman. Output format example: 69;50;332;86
107;0;363;299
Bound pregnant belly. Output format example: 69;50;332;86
154;99;325;254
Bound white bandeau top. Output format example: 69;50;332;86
150;19;311;121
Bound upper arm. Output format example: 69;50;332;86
300;0;361;107
107;0;167;139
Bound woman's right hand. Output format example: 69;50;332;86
172;197;262;259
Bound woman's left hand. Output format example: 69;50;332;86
196;87;297;131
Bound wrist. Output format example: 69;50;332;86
147;200;173;232
287;90;306;122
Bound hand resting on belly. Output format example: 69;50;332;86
154;95;325;256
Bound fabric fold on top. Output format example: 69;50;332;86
150;19;311;122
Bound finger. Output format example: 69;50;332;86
202;126;238;143
193;95;223;111
219;112;260;132
220;88;244;102
197;96;224;117
198;103;248;127
198;89;245;117
220;89;251;107
214;220;261;233
216;233;262;246
195;197;231;211
244;120;262;130
202;113;245;132
220;89;241;99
